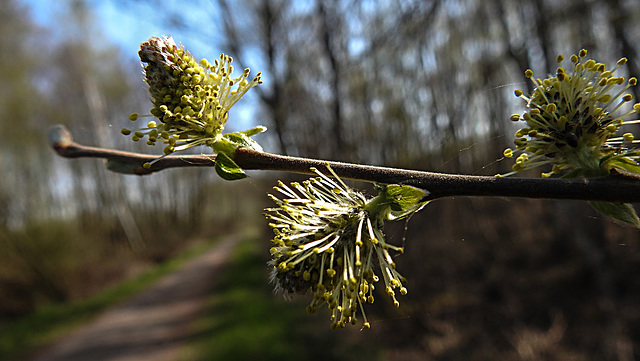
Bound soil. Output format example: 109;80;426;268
25;237;238;361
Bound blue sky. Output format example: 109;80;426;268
20;0;222;59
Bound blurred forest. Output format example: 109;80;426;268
2;0;640;360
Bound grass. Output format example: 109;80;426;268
181;238;380;361
0;238;219;361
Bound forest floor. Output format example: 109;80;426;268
24;236;238;361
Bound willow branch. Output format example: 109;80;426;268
49;125;640;203
49;125;216;175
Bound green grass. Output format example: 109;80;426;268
181;238;380;361
0;238;219;361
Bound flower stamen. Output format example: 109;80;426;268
503;49;640;177
265;166;426;328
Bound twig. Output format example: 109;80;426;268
49;125;640;202
49;125;215;175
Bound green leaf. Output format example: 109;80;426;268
589;201;640;228
211;138;236;154
385;184;426;210
222;132;264;152
240;125;267;137
374;184;429;220
212;130;264;154
609;158;640;174
214;151;247;180
599;153;640;174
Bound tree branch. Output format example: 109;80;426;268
49;125;215;175
49;125;640;203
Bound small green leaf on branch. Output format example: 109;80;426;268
240;125;267;137
215;151;247;180
372;184;429;220
589;201;640;228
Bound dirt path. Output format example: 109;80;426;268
26;237;238;361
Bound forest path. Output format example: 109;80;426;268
26;236;238;361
